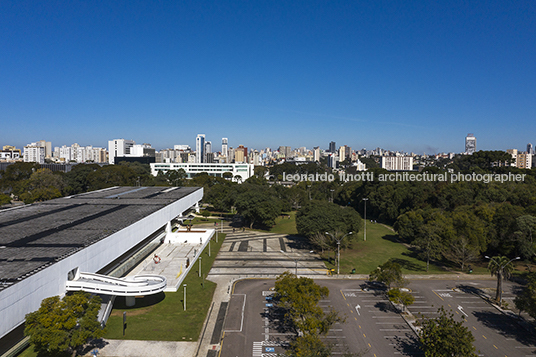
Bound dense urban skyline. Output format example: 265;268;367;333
2;1;535;153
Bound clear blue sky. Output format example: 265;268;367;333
1;1;535;154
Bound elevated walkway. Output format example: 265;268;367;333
65;272;166;297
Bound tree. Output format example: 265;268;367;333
387;288;415;313
165;169;187;186
514;215;536;259
285;333;331;357
19;168;65;203
274;272;342;337
296;200;362;239
514;272;536;319
419;307;477;357
235;189;282;228
25;292;105;357
368;259;405;289
414;221;444;272
445;237;479;272
487;255;518;305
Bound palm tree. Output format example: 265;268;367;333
486;256;520;306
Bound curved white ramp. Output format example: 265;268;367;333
66;272;166;296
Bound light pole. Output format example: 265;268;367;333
307;184;312;200
199;256;202;277
326;232;353;275
330;189;334;203
485;255;520;304
183;284;187;311
362;198;369;241
280;250;298;275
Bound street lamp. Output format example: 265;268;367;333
280;250;298;275
183;284;187;311
330;189;334;203
199;256;202;277
325;232;353;275
485;255;520;304
362;198;369;241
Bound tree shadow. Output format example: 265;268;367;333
285;235;313;251
79;338;109;356
390;258;425;272
391;333;424;356
472;309;536;350
112;292;165;309
262;304;294;334
374;301;395;313
382;234;402;243
456;284;487;299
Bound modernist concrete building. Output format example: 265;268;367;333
150;162;254;182
0;186;203;352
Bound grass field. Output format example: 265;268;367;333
320;223;452;275
269;211;299;234
103;234;225;341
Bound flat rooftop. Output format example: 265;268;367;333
0;186;201;291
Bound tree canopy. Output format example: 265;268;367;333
25;292;105;357
418;307;477;357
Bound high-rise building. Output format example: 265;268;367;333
108;139;135;164
222;138;228;160
465;134;476;155
327;153;338;168
527;143;534;155
195;134;205;163
23;143;45;164
313;147;320;162
235;145;247;163
329;141;336;153
37;140;52;158
204;141;213;163
507;149;532;169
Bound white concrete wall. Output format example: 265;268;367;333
0;188;203;339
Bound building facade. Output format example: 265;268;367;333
465;133;476;155
151;162;254;182
381;156;414;171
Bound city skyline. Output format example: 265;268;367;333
1;2;535;153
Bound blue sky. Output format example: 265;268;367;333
1;1;535;154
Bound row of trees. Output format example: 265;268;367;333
273;272;365;357
368;260;478;356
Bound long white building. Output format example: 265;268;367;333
151;162;254;182
0;186;203;351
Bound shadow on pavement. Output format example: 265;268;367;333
472;309;536;351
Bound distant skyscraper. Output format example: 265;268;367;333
196;134;205;163
329;141;336;153
313;147;320;162
465;134;476;155
527;143;534;155
204;141;212;163
222;138;228;159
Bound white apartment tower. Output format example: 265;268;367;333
108;139;135;164
222;138;228;161
465;134;476;155
23;143;45;164
196;134;205;163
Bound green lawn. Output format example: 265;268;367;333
269;211;298;234
322;223;451;275
103;234;225;341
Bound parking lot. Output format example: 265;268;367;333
220;278;536;357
